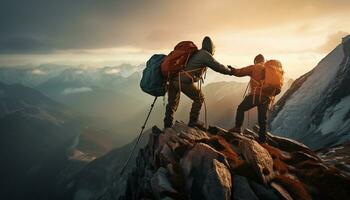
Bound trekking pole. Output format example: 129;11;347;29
203;98;208;129
119;96;158;175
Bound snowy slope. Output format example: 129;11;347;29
270;35;350;150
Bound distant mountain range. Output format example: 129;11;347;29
0;63;294;148
0;82;81;199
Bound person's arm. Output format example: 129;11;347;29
232;65;253;77
202;52;232;75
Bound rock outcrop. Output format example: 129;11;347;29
119;121;350;200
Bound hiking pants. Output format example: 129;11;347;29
235;95;271;135
164;80;204;128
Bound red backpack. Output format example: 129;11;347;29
161;41;198;77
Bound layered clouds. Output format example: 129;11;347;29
0;0;350;78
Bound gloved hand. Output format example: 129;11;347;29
228;65;235;75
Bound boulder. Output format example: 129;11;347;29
250;181;281;200
180;143;228;180
172;121;210;141
159;143;177;166
150;167;177;199
273;175;312;200
289;151;320;165
202;159;232;200
200;135;242;168
180;142;231;199
271;182;294;200
252;126;311;153
119;122;350;200
239;138;275;184
243;128;259;140
233;175;259;200
268;133;310;153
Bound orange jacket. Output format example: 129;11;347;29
233;63;268;97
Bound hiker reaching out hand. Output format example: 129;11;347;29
164;36;233;130
229;54;284;143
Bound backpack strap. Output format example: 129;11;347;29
250;77;265;104
179;67;206;83
243;82;250;98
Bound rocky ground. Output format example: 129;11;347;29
120;122;350;200
317;141;350;176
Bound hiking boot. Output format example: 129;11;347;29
228;126;242;133
258;133;267;144
188;121;207;131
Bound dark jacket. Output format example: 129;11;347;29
175;37;232;83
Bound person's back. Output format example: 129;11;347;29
230;54;271;143
176;37;233;84
232;58;270;97
164;36;233;129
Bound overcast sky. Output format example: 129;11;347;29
0;0;349;78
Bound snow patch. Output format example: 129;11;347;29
271;45;345;138
317;95;350;135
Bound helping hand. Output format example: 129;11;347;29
228;65;235;75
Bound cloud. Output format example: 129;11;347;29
317;31;349;53
31;69;46;75
1;0;350;54
62;87;92;95
0;37;52;54
104;68;120;75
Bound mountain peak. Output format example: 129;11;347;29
117;122;350;200
270;37;350;149
343;34;350;44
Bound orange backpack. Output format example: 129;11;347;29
262;60;284;96
161;41;198;77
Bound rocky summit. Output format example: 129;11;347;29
120;122;350;200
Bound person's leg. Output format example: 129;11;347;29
180;83;204;125
257;96;271;143
234;95;256;132
164;81;180;128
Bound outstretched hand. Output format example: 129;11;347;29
228;65;235;75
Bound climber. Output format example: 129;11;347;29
164;36;234;130
229;54;284;143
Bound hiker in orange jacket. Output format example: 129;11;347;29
229;54;271;143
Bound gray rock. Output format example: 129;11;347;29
150;167;177;199
250;181;281;200
243;128;259;140
240;138;275;184
159;143;177;166
172;121;210;141
270;182;293;200
291;151;320;164
180;142;231;198
202;159;232;200
267;132;310;153
181;143;228;180
233;175;259;200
